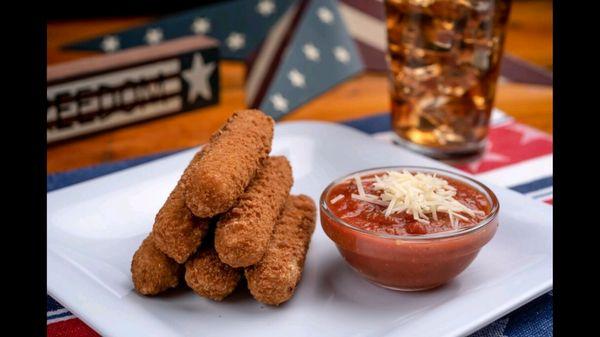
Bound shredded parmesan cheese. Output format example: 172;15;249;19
353;174;366;197
351;170;484;227
330;194;344;204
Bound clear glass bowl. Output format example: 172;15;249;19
320;166;500;291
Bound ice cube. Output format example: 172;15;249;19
404;63;442;81
424;18;456;50
472;46;491;71
434;125;466;145
407;0;436;7
436;64;478;97
416;95;450;112
428;0;472;21
472;95;487;110
471;0;493;13
391;69;428;97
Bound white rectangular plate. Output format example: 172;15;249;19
48;121;552;337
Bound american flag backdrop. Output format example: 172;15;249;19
47;109;553;337
254;0;364;118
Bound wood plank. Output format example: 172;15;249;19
504;0;553;69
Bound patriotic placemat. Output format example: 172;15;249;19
47;109;553;337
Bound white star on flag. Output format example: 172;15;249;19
317;7;335;24
226;32;246;51
145;28;164;45
333;46;351;64
256;0;276;17
182;53;216;103
303;43;320;62
288;69;306;88
510;124;550;145
466;143;510;172
270;93;289;112
101;35;120;52
191;17;211;34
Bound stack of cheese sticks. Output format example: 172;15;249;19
131;110;316;305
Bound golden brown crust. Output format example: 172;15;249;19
184;245;242;301
151;152;211;263
131;236;182;296
244;195;316;306
215;156;293;268
183;110;274;218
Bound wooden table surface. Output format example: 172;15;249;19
47;0;553;174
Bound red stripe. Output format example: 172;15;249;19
544;198;553;205
47;318;100;337
454;122;553;174
339;0;385;20
354;40;388;71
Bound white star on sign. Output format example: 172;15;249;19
303;43;320;62
256;0;276;17
191;17;211;34
270;93;289;112
317;7;335;24
288;69;306;88
333;46;351;64
145;28;164;45
101;35;120;52
182;53;216;103
226;32;246;51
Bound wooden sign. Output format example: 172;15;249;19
47;35;219;143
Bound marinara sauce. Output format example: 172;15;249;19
327;174;490;236
320;168;499;291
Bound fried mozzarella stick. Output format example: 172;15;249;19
245;195;316;306
151;151;211;263
131;236;182;295
183;110;274;218
215;156;293;268
185;245;242;301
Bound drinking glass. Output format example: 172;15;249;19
384;0;512;158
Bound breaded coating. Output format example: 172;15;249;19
215;156;293;268
185;245;242;301
131;236;182;296
245;195;316;306
183;110;274;218
151;151;211;263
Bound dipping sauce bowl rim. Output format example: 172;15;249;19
320;166;500;241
